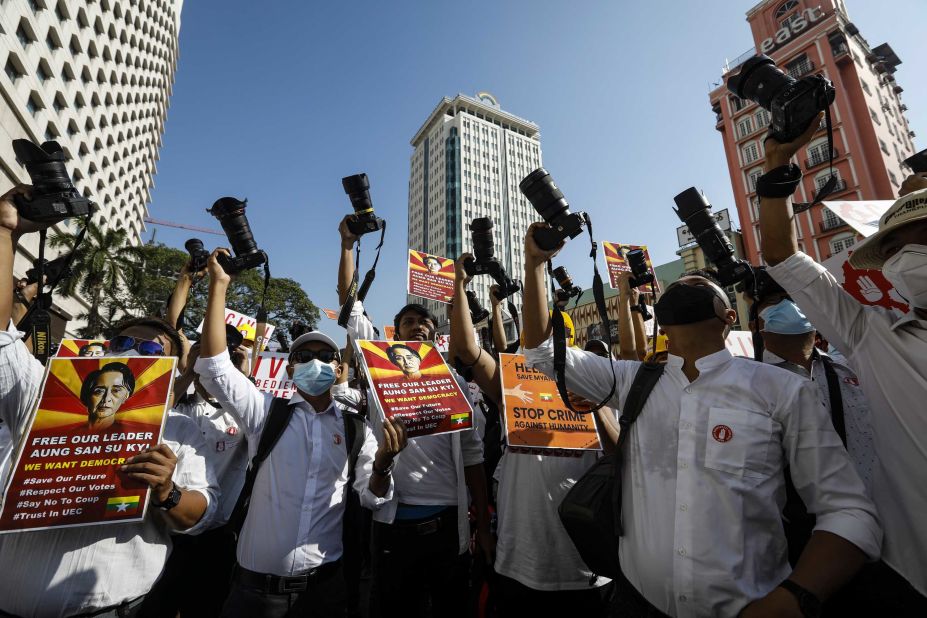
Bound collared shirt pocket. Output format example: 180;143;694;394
704;407;775;480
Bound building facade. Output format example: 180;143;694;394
1;0;183;334
407;92;543;323
709;0;916;265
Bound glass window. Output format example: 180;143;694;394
5;60;23;82
742;142;760;164
775;1;800;19
748;168;764;192
16;24;34;47
737;117;753;138
755;109;770;128
879;139;889;155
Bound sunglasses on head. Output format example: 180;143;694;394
109;336;165;356
290;349;340;364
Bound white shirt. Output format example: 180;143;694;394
524;339;881;618
195;350;391;576
769;251;927;595
0;324;218;618
494;450;610;591
762;349;877;492
175;395;249;523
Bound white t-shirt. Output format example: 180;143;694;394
494;450;610;591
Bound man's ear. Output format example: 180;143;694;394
286;364;294;379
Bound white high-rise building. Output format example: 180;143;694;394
1;0;183;336
408;93;542;326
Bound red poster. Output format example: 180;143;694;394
252;352;296;399
322;308;339;320
355;340;473;438
822;248;909;313
383;326;396;340
407;250;455;304
602;241;659;292
0;357;175;533
55;339;109;358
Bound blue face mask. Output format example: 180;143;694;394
292;360;337;397
760;299;814;335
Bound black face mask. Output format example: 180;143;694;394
655;283;723;326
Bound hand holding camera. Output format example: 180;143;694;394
524;222;563;267
454;253;475;288
463;217;520;301
207;248;233;288
342;173;385;238
520;168;586;251
338;215;361;250
10;140;94;225
183;238;209;278
763;111;824;170
206;197;267;275
0;184;46;239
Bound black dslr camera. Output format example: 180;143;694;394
626;249;654;289
552;266;582;305
673;188;751;287
466;290;490;324
520;168;586;251
904;148;927;174
463;217;521;300
25;253;72;285
727;54;835;143
12;140;93;222
184;238;209;272
342;173;385;237
207;197;268;274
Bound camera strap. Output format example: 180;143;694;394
254;252;272;353
337;223;386;329
792;105;837;213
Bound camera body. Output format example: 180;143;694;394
207;197;268;275
12;140;93;223
342;173;385;237
26;253;71;285
463;217;521;300
625;249;655;289
552;266;582;305
903;148;927;174
466;290;490;324
184;238;209;273
727;54;835;143
519;168;586;251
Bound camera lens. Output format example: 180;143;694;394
13;140;77;195
727;54;794;110
470;217;495;261
520;168;570;224
673;187;737;273
552;266;573;290
626;250;649;277
185;238;206;255
208;197;258;256
342;173;374;215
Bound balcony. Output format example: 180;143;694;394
787;60;816;79
805;148;839;169
820;217;848;233
725;48;757;74
818;178;849;194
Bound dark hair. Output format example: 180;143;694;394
386;343;421;367
423;255;440;266
78;342;106;355
584;339;610;357
109;316;183;358
80;362;136;407
684;268;723;287
393;304;437;336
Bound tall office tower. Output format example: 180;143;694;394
1;0;183;335
408;92;543;326
709;0;916;265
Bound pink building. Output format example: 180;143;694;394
709;0;917;264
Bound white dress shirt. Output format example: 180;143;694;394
525;339;881;618
769;251;927;595
0;324;218;618
195;350;391;576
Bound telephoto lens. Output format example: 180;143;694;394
626;250;654;288
470;217;495;262
342;173;385;236
519;168;586;251
11;139;93;222
673;188;751;287
552;266;582;298
184;238;209;272
466;290;490;324
207;197;267;274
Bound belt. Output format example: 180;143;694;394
235;561;341;594
389;506;455;536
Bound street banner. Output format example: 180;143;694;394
55;339;109;358
383;326;396;340
498;353;601;451
196;308;276;351
822;200;892;238
322;309;339;320
252;352;296;399
0;356;175;533
602;242;659;292
354;340;473;438
407;250;455;304
725;331;756;358
822;248;909;313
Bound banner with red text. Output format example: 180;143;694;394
602;242;659;292
196;308;276;351
55;339;109;358
355;340;472;438
407;250;456;304
724;331;756;359
0;356;175;533
252;352;296;399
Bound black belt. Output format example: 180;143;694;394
234;560;341;594
389;506;455;536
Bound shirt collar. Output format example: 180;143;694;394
665;348;734;372
890;310;927;331
289;392;342;419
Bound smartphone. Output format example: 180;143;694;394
903;148;927;174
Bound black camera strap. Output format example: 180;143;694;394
337;223;385;329
254;252;272;352
790;105;837;213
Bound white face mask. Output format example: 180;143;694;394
882;244;927;309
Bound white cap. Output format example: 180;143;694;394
849;188;927;270
290;331;339;353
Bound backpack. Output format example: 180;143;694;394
558;362;665;579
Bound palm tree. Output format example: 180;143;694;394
49;220;142;338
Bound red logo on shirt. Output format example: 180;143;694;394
333;434;343;445
226;427;238;436
712;425;734;443
843;377;860;387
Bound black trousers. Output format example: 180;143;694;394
609;571;670;618
220;563;346;618
824;561;927;618
495;574;612;618
370;508;469;618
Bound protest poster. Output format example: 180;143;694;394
407;250;456;304
822;199;892;238
196;308;276;351
354;340;473;438
434;333;450;353
322;308;339;320
55;339;109;358
0;356;176;533
822;247;909;313
383;326;396;340
602;242;659;292
498;353;601;451
252;352;296;399
725;331;756;358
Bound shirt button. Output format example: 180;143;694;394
683;422;692;430
680;504;688;512
679;595;687;602
680;462;689;469
678;548;686;556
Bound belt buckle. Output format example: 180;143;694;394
278;576;308;593
416;518;440;535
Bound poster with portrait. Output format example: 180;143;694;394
602;241;660;292
354;340;473;438
498;353;601;451
407;250;456;304
252;352;296;399
55;339;109;358
0;356;176;533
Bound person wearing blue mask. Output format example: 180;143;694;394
196;248;407;618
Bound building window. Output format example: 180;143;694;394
815;170;843;192
830;233;856;256
860;80;871;95
869;107;881;125
822;206;841;229
755;109;770;129
742;141;761;164
737;117;753;138
36;62;51;83
879;139;889;155
806;138;832;167
730;96;747;113
16;23;35;47
786;54;813;78
748;167;764;192
26;93;42;116
889;171;898;187
5;59;24;82
775;0;800;19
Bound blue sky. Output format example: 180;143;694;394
147;0;927;341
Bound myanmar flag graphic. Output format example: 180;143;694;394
539;393;554;402
451;413;469;425
106;495;140;516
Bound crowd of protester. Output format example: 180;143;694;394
0;100;926;618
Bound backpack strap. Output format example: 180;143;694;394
342;411;366;488
818;354;847;446
226;397;295;537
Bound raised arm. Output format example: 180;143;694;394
489;285;508;354
522;223;563;349
615;272;637;361
451;254;502;406
337;215;360;306
165;261;204;330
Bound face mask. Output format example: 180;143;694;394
292;360;336;397
655;283;724;325
882;244;927;309
760;299;814;335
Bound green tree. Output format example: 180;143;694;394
126;243;208;330
227;269;321;332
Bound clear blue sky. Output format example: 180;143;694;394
147;0;927;341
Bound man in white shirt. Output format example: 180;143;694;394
337;217;492;618
197;248;405;618
520;222;881;618
759;121;927;613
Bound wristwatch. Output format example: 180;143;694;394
151;483;181;511
778;580;822;618
373;460;394;476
